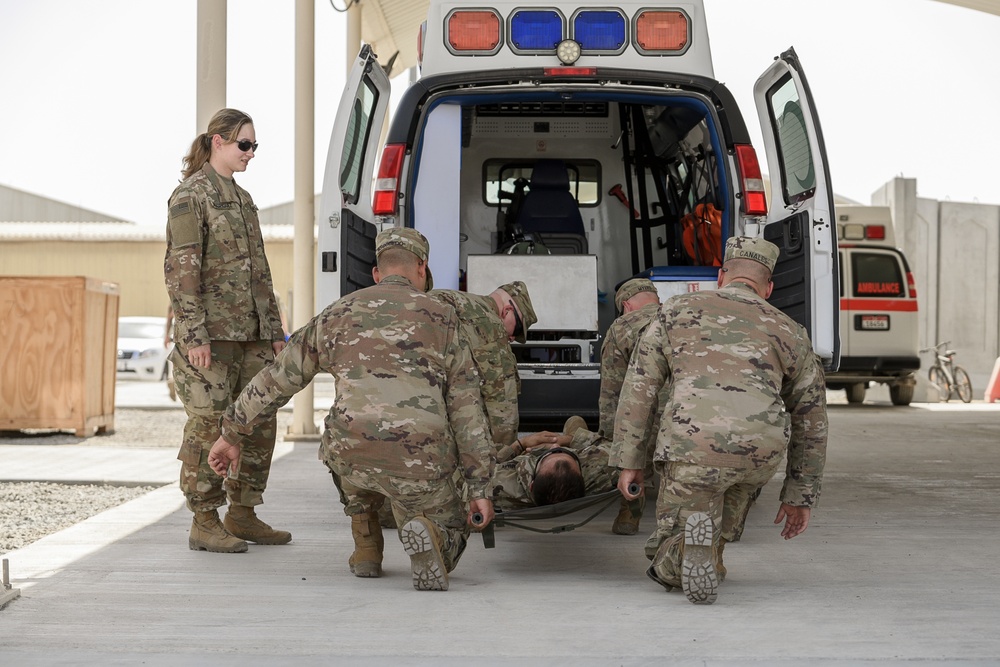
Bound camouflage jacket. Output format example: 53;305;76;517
598;302;660;437
609;282;828;507
491;429;617;509
219;275;496;499
429;290;520;448
164;162;283;350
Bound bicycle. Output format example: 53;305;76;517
920;341;973;403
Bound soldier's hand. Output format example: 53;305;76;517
208;436;241;477
188;343;212;368
774;503;811;540
520;431;570;451
618;469;644;500
272;340;286;356
468;498;494;529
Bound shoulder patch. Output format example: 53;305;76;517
167;195;202;248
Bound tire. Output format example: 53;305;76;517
889;383;914;406
845;383;866;404
928;366;950;402
953;366;973;403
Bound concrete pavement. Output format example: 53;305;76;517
1;396;1000;664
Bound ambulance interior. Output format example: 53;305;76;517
411;91;732;362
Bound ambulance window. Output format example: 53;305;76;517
483;160;601;206
339;77;380;205
766;76;816;205
851;252;904;298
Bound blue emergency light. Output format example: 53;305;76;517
509;10;564;51
572;10;627;51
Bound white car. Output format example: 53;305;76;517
117;316;171;381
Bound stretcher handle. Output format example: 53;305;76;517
471;512;485;527
627;482;641;497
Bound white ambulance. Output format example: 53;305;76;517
825;206;920;405
318;0;840;425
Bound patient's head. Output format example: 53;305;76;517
530;447;586;506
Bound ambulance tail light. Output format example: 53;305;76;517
417;21;426;71
372;143;405;216
634;10;689;52
906;271;917;299
543;67;597;76
735;144;768;216
447;10;502;53
866;225;886;241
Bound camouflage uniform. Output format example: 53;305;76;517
218;273;495;572
610;279;828;585
164;162;284;512
430;289;520;449
491;428;618;509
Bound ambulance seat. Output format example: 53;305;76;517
514;159;588;254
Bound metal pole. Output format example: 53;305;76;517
347;0;362;74
196;0;227;132
287;0;320;439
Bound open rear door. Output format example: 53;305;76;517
316;44;390;310
753;47;840;371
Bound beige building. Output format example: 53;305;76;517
0;184;300;321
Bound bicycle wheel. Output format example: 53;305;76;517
928;365;950;402
953;366;973;403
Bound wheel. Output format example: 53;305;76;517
845;382;866;404
953;366;973;403
928;366;950;402
889;383;914;406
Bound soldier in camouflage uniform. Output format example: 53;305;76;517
430;281;537;452
208;228;496;592
164;108;289;554
612;237;828;605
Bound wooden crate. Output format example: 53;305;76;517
0;276;119;436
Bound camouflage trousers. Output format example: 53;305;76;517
324;457;470;573
647;460;779;585
172;340;277;513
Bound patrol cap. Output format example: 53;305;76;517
375;227;433;290
724;236;780;273
498;280;537;344
614;278;658;314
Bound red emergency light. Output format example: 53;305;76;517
634;10;689;52
447;10;502;52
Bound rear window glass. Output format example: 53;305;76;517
483;160;601;206
851;252;904;298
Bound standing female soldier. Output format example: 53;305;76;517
165;108;289;553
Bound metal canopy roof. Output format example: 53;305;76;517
359;0;1000;78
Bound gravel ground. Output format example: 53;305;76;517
0;408;327;556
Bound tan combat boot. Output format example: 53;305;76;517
189;510;248;553
717;537;728;582
612;495;645;535
400;516;449;591
224;505;292;545
563;415;588;437
349;512;385;578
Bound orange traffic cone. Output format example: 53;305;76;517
985;357;1000;403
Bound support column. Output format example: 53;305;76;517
287;0;320;440
196;0;227;132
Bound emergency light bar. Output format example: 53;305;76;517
444;7;692;58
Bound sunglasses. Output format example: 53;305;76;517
509;301;524;339
235;139;259;153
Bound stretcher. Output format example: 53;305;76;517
474;483;640;549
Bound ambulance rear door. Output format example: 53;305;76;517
753;47;841;371
317;44;391;310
